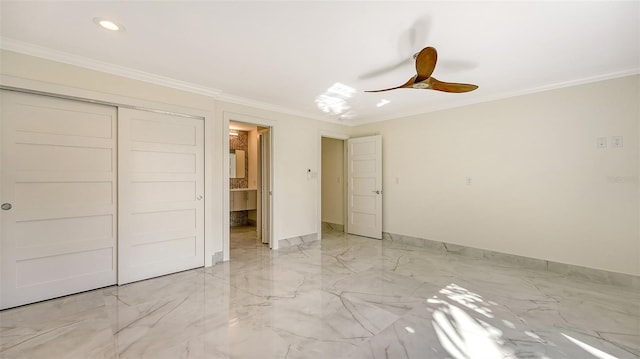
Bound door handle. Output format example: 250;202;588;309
372;190;381;195
1;203;12;210
197;195;203;200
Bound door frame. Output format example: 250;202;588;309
317;130;349;240
0;75;217;267
223;112;277;256
258;128;271;247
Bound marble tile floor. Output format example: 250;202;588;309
1;227;638;358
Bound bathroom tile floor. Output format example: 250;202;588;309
1;226;638;358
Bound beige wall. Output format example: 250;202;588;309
0;49;349;259
321;137;344;225
350;75;640;276
218;102;347;241
3;49;638;275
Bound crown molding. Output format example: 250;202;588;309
350;68;640;126
0;37;334;123
0;37;227;98
214;92;331;123
1;37;339;124
3;38;637;128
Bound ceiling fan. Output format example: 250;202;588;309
365;47;478;93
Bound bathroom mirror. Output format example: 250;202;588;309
230;149;245;178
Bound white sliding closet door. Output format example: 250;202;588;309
118;108;204;285
1;91;117;310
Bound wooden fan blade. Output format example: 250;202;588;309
364;76;415;92
414;47;437;82
428;77;478;93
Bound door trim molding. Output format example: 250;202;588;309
223;111;277;256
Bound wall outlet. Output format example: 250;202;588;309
465;177;472;186
612;136;623;148
596;137;607;149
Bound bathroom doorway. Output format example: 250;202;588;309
229;120;272;254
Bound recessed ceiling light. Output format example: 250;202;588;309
93;17;124;32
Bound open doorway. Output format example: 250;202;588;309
318;133;383;241
320;135;347;238
229;120;272;256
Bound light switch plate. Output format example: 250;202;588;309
612;136;623;148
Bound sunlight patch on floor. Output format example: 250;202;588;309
426;283;621;359
562;333;620;359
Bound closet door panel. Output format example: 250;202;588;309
118;108;204;285
1;91;117;310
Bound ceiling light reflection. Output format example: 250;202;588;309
376;99;390;107
315;94;349;115
327;82;356;98
315;82;356;117
339;111;355;120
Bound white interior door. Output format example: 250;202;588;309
1;91;117;309
347;135;382;239
118;108;204;285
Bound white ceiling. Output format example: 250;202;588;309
1;1;638;125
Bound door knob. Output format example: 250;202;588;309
372;190;381;195
1;203;12;210
197;195;203;200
